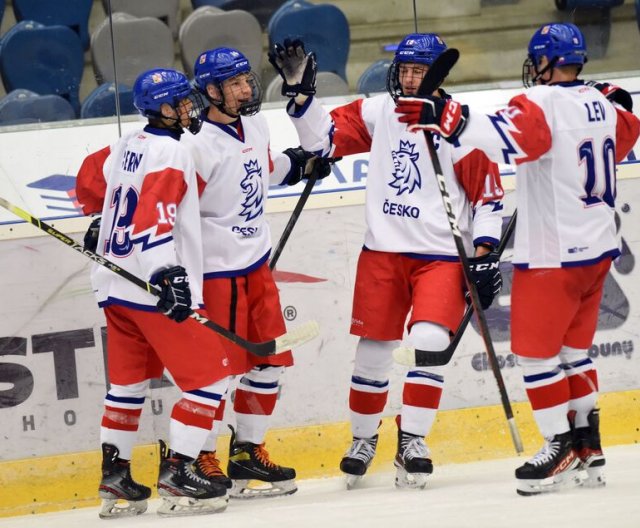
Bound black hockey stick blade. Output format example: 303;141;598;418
418;48;460;96
0;197;320;357
393;211;517;367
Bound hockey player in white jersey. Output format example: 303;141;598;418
181;47;332;499
76;68;233;517
269;35;505;489
396;23;640;495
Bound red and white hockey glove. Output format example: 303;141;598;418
396;96;469;143
586;81;633;112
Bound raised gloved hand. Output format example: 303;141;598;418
467;251;502;310
151;266;192;323
586;81;633;112
395;96;469;143
268;38;317;98
83;216;101;253
282;147;334;186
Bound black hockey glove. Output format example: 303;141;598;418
467;251;502;310
586;81;633;112
395;95;469;143
151;265;192;323
83;216;101;253
268;38;317;98
282;147;334;186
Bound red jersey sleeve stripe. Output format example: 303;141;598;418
454;148;504;204
132;167;187;236
76;145;110;215
614;108;640;163
329;99;373;156
502;94;552;165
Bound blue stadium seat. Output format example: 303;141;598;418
0;89;76;125
0;21;83;115
0;1;5;27
13;0;93;50
268;0;350;83
193;0;287;29
356;60;392;95
80;83;136;119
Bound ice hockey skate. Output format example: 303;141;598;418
227;426;297;499
571;409;606;488
394;426;433;490
156;440;229;516
515;431;585;496
195;451;233;489
340;435;378;490
98;443;151;519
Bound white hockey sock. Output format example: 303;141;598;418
235;366;284;445
100;380;149;460
349;339;395;439
518;355;570;438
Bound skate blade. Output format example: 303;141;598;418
516;468;586;496
394;467;429;490
156;495;228;516
98;498;148;519
345;474;364;490
230;478;297;499
581;466;606;488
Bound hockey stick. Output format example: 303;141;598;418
401;50;523;453
270;157;341;270
394;210;517;367
0;197;319;357
270;170;316;270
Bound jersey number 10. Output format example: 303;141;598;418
578;136;616;208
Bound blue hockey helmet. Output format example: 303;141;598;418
394;33;448;66
133;68;205;133
387;33;447;100
193;47;262;116
523;23;587;87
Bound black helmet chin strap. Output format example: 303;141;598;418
532;56;559;85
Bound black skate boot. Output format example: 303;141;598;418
195;450;233;489
339;435;378;490
571;409;606;488
394;426;433;490
156;440;228;516
515;431;583;496
227;426;297;499
98;443;151;519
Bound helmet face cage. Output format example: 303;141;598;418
133;68;205;133
194;48;263;117
214;70;263;117
522;23;587;88
386;33;447;101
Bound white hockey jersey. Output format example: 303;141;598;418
287;94;504;258
76;126;205;310
181;114;292;277
461;81;640;268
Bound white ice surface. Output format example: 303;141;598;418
2;444;638;528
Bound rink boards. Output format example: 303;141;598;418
1;82;640;516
